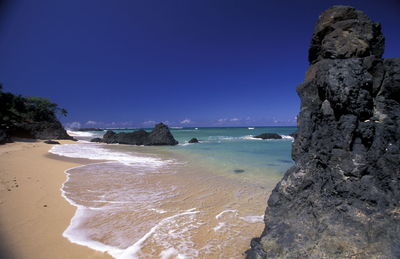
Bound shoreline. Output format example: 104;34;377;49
0;140;112;259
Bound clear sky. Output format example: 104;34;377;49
1;0;399;128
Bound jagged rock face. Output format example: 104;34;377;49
100;123;178;146
247;6;400;259
9;121;74;140
309;5;385;64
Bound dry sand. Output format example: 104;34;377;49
0;140;111;259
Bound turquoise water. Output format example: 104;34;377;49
60;126;297;258
170;127;295;174
85;126;296;177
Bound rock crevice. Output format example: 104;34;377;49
247;6;400;259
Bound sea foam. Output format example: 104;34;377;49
50;143;169;167
67;130;100;137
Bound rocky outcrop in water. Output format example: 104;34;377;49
99;123;178;146
253;133;282;140
188;138;199;143
247;6;400;259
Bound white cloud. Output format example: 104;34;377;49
66;121;81;129
217;118;227;123
230;118;240;122
142;120;156;126
180;119;191;124
86;120;97;125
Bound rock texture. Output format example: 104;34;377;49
0;128;9;144
188;138;199;143
100;123;178;146
253;133;282;140
90;137;102;143
44;140;60;144
9;121;74;140
247;6;400;259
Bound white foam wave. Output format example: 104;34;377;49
50;144;169;167
113;208;199;259
281;135;294;140
160;248;180;259
67;130;99;137
239;215;264;223
215;209;238;220
150;208;167;214
61;162;199;259
60;163;125;255
213;222;226;232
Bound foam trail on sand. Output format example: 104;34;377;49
215;209;238;219
239;215;264;223
115;208;199;259
49;143;170;167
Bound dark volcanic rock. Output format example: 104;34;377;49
308;5;384;64
188;138;199;143
77;127;102;131
10;121;74;140
247;6;400;259
44;140;60;144
101;123;178;146
90;137;103;143
253;133;282;139
0;128;9;144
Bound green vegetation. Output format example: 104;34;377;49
0;85;68;127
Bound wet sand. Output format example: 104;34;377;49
59;143;281;258
0;140;111;259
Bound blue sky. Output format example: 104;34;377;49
1;0;399;128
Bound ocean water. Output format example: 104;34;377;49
55;127;296;258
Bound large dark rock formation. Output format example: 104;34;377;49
253;133;282;140
247;6;400;259
0;88;74;142
99;123;178;146
9;121;73;140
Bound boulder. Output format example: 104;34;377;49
247;6;400;259
101;123;178;146
253;133;282;139
44;140;60;144
90;137;103;143
188;138;199;143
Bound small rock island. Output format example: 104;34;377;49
253;133;282;140
92;123;178;146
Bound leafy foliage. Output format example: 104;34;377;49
0;85;68;127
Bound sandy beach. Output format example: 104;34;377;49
0;140;111;259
